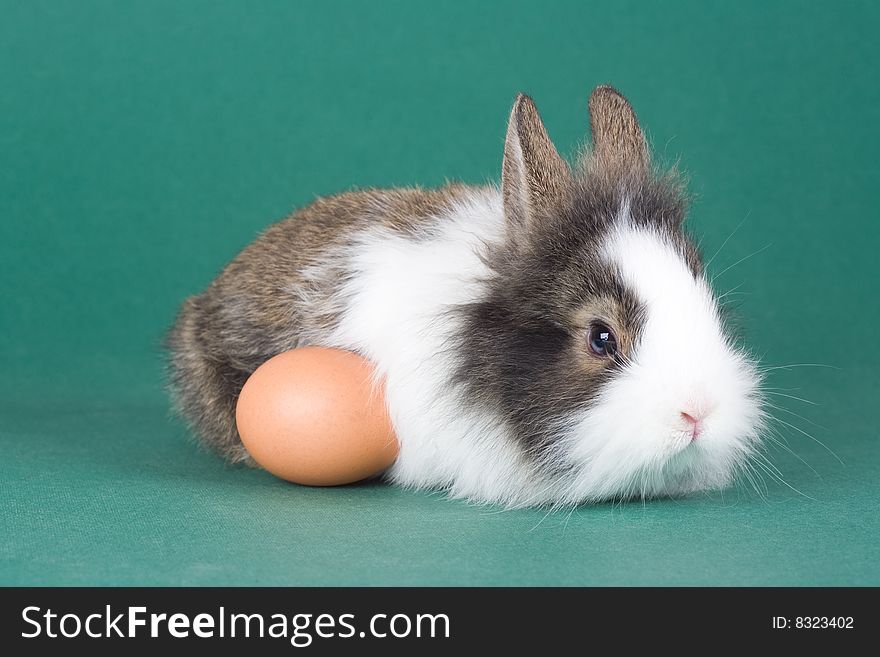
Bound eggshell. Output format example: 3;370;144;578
235;347;398;486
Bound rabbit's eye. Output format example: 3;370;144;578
588;323;618;358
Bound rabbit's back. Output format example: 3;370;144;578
166;184;480;462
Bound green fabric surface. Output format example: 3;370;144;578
2;0;878;586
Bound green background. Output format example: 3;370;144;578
2;1;878;585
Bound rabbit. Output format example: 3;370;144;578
167;85;765;508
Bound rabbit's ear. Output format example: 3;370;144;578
502;94;572;235
588;85;648;175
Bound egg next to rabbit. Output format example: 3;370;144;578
235;348;399;486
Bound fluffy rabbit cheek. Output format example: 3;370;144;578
563;222;763;497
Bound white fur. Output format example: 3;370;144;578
562;215;764;501
324;189;548;505
320;192;763;507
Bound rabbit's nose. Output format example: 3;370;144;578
679;410;705;441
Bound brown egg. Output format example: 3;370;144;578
235;347;398;486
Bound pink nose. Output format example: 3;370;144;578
680;411;703;440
